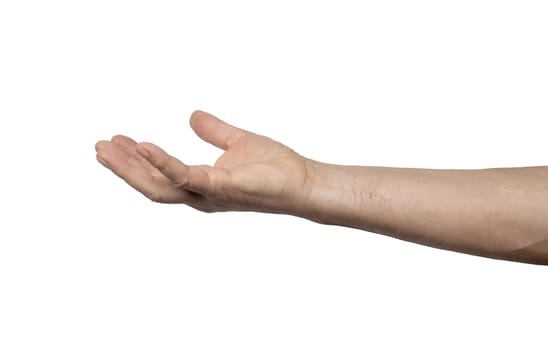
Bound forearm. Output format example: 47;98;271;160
299;161;548;264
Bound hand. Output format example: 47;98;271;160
95;111;314;214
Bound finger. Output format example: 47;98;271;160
95;140;111;168
95;140;110;152
101;138;147;170
110;135;155;170
189;110;248;151
110;134;141;159
136;142;215;196
96;142;194;203
96;139;131;164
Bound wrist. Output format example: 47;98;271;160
297;159;374;228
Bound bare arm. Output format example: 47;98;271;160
302;162;548;264
95;111;548;265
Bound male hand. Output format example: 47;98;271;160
95;111;313;214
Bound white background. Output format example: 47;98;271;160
1;1;547;349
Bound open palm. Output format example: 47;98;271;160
95;111;312;214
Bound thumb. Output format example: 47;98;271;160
189;110;249;150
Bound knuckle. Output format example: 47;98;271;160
190;166;215;197
172;175;189;188
146;191;164;203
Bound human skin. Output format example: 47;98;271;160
95;111;548;265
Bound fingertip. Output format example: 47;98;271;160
110;134;123;142
136;142;153;159
95;140;109;152
96;151;110;167
190;110;207;128
137;141;168;159
135;142;151;155
136;141;157;149
111;134;136;144
191;109;207;118
189;110;249;150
